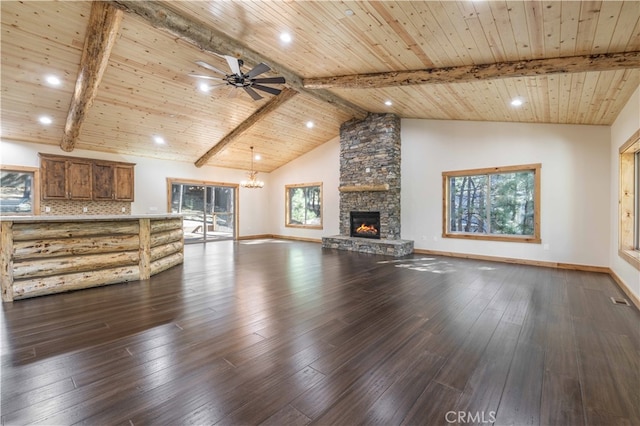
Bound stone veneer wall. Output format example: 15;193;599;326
339;113;401;239
323;113;413;257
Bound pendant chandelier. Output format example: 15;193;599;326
240;146;264;188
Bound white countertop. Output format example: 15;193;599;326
1;213;183;222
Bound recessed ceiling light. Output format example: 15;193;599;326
280;32;292;43
345;9;354;16
254;154;261;161
384;100;393;106
45;75;61;86
198;82;211;92
38;116;52;125
306;121;314;129
511;98;524;107
153;136;165;144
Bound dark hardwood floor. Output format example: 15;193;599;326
2;240;639;425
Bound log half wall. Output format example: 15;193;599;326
0;215;183;301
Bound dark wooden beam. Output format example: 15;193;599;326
194;88;298;168
61;2;123;152
110;0;368;119
303;51;640;89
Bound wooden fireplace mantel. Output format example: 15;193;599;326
339;184;390;192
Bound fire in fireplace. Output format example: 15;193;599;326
350;211;381;239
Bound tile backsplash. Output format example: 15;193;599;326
40;200;131;215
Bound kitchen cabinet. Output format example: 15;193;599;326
93;162;134;201
114;165;134;201
40;155;92;200
40;154;135;202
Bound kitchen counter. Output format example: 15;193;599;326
1;214;184;301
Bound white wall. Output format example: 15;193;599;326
267;137;340;239
401;119;611;267
0;140;270;237
610;86;640;299
2;114;623;272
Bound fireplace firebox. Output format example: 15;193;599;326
350;211;381;239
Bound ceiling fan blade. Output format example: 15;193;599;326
245;63;271;79
188;74;225;81
252;84;282;96
243;86;263;100
252;76;286;84
195;60;228;76
225;55;242;75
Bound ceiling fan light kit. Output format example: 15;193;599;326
192;55;286;101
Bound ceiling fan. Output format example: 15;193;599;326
191;55;285;101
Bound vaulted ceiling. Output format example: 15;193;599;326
2;1;639;173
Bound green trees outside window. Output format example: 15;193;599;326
443;164;541;243
285;183;322;228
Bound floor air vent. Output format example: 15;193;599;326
610;296;631;306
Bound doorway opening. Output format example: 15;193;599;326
169;180;238;243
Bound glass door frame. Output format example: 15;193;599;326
167;178;239;243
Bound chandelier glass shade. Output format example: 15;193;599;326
240;147;264;189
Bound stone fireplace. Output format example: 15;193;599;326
322;113;413;257
350;211;381;239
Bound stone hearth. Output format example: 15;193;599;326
322;113;414;257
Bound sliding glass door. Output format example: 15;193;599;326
170;181;236;243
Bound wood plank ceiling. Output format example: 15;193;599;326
2;1;639;173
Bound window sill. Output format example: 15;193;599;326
443;232;541;244
285;224;323;230
619;249;640;271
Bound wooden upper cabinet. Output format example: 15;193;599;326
41;156;67;199
67;160;93;200
41;156;93;200
92;162;115;200
40;153;134;202
114;165;134;201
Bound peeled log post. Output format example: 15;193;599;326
61;2;123;151
139;219;151;280
1;222;14;302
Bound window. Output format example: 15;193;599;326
619;130;640;270
442;164;541;243
285;183;322;229
0;166;39;215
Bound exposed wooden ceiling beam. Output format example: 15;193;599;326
303;51;640;89
60;2;122;152
194;88;298;168
110;0;368;119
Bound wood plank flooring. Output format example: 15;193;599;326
2;240;639;425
